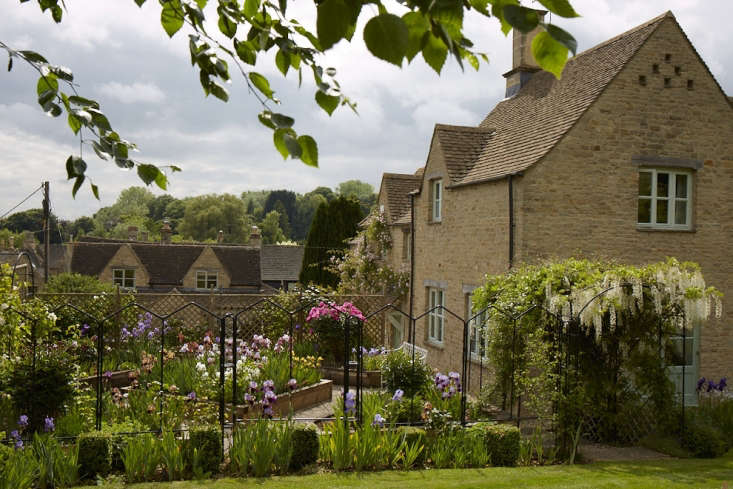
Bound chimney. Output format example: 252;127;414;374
503;10;546;98
22;231;35;250
127;225;138;241
249;225;261;248
140;231;149;242
8;235;14;249
217;230;224;243
160;221;172;244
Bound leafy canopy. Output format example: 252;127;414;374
4;0;580;197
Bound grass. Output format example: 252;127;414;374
77;451;733;489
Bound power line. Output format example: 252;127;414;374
0;185;43;220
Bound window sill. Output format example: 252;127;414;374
428;219;442;225
636;225;696;233
426;339;445;350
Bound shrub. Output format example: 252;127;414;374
290;423;319;470
468;422;520;466
396;426;426;463
186;426;221;473
381;350;431;398
681;418;728;458
78;432;113;479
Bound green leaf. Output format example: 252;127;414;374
271;113;295;128
155;170;168;190
45;103;62;117
258;111;276;130
283;132;301;158
210;82;229;102
315;90;339;116
65;155;86;178
50;65;73;82
67;113;81;134
217;9;237;38
275;50;290;76
469;0;490;17
87;108;112;132
161;0;184;38
137;164;160;185
297;135;318;167
249;72;274;99
422;33;448;74
467;52;480;71
92;141;111;160
317;0;351;50
74;110;92;125
68;95;99;108
134;0;146;6
72;176;85;197
403;12;430;62
38;89;56;107
363;14;409;67
19;50;48;64
537;0;579;18
234;39;257;65
170;165;182;172
531;31;569;78
90;183;100;200
195;0;207;8
273;128;290;159
36;74;58;96
502;4;539;33
491;0;519;35
545;24;578;55
243;0;260;18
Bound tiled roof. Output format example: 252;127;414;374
71;242;121;277
446;12;670;186
131;244;203;286
260;245;304;282
381;173;422;225
212;246;261;286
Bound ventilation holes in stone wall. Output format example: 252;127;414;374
687;79;694;90
664;77;671;88
653;64;659;73
639;75;647;86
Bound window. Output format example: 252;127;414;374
113;269;135;289
467;293;488;360
638;169;692;229
431;179;442;222
196;270;219;290
428;287;445;344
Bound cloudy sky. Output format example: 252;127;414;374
1;0;731;220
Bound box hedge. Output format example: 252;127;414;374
186;426;222;473
290;423;319;470
78;432;113;479
467;422;520;466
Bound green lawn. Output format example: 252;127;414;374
83;453;733;489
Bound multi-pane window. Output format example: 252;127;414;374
428;287;445;343
467;293;488;359
432;179;442;222
196;270;218;290
112;269;135;289
638;169;691;229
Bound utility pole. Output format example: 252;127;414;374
42;181;50;284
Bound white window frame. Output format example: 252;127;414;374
637;169;692;230
431;179;442;222
196;270;219;290
112;268;135;289
428;287;445;344
467;293;488;361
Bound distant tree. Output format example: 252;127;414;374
264;190;297;229
310;186;336;203
241;190;270;220
68;216;95;239
179;194;250;243
1;208;62;244
147;194;179;222
273;200;292;239
260;210;286;245
337;180;377;216
293;192;327;242
299;197;363;288
92;186;155;235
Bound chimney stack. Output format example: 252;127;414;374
22;231;35;250
140;231;149;242
127;225;138;241
249;226;261;248
160;221;172;244
217;230;224;243
503;10;546;98
8;235;14;249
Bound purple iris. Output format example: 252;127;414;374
718;378;727;391
392;389;404;402
697;377;706;392
44;416;55;433
288;378;298;391
344;391;356;414
372;413;385;428
707;380;716;393
17;415;28;428
187;391;197;401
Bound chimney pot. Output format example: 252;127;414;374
127;225;139;241
140;231;149;242
503;9;546;98
249;225;261;248
217;230;224;243
160;221;172;244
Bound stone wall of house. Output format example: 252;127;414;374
411;138;510;391
514;17;733;380
182;247;232;289
100;244;150;287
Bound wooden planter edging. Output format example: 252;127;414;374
79;369;135;389
320;367;382;388
237;379;333;418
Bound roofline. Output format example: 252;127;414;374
446;172;523;189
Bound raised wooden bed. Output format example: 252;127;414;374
320;367;382;388
79;369;134;389
236;379;333;418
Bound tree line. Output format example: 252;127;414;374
0;180;376;246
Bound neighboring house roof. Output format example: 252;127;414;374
212;246;261;286
441;11;671;187
70;242;121;276
381;173;422;225
260;245;304;282
130;244;203;286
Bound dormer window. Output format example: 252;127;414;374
431;179;442;222
113;268;135;289
196;270;219;290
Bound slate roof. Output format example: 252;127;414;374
130;244;203;286
212;246;261;286
381;173;422;225
260;245;304;282
70;241;121;277
438;11;671;187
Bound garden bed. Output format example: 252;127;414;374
236;379;333;418
320;367;381;387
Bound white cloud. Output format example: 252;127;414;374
97;81;166;104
